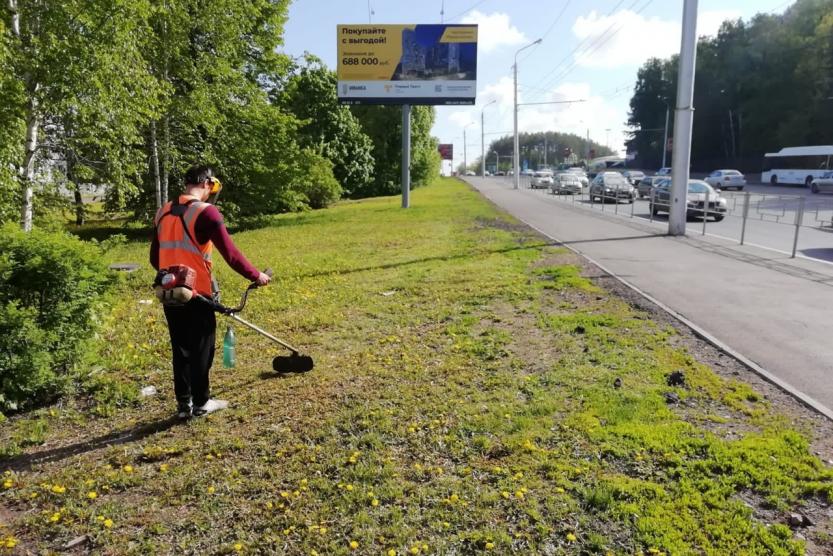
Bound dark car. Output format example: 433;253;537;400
637;176;664;198
650;179;728;221
589;172;637;203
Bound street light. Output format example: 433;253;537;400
481;99;496;176
514;38;543;189
463;122;475;173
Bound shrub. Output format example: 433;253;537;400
293;150;343;209
0;224;113;411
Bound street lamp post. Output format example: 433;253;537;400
481;100;496;177
513;38;542;189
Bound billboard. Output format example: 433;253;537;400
438;144;453;160
337;24;477;105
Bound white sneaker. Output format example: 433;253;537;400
192;399;229;416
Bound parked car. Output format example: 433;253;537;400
530;170;554;189
551;173;583;195
811;171;833;194
637;176;665;198
650;179;727;221
565;167;589;188
704;169;746;191
656;167;672;176
522;169;535;176
589;172;637;203
495;170;506;176
623;170;646;185
465;170;476;176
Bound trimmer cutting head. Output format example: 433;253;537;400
272;353;315;374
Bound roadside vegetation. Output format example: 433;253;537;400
1;178;832;554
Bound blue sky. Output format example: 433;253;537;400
282;0;795;168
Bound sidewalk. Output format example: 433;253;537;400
465;177;833;415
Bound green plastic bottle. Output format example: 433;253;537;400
223;325;236;368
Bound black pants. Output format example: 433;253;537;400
164;300;216;407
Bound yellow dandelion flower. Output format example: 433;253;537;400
123;465;133;473
388;550;397;556
5;538;18;548
409;546;420;555
319;527;328;534
501;491;510;499
346;484;354;491
311;551;319;556
283;529;290;535
207;486;215;494
514;490;524;499
51;485;66;494
97;515;105;521
234;543;243;552
485;542;495;550
372;498;379;507
514;472;523;479
449;493;459;503
87;491;98;499
49;512;61;523
566;533;577;542
422;544;428;551
300;479;308;486
408;427;416;433
555;487;565;493
103;518;113;528
350;540;359;550
159;464;169;472
648;549;660;555
2;479;12;489
443;522;450;528
280;491;290;498
293;490;300;497
266;501;273;509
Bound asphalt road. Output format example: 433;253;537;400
465;175;833;415
504;176;833;263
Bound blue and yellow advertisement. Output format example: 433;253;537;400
337;24;478;105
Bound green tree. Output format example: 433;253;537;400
351;105;441;197
277;56;374;198
3;0;159;230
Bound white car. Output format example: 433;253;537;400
565;168;589;188
704;169;746;191
465;170;476;176
530;171;554;189
811;171;833;194
623;170;646;185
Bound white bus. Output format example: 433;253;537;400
762;146;833;187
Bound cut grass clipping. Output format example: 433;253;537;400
1;178;832;555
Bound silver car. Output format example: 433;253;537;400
551;173;583;195
623;170;646;185
650;179;727;221
637;176;663;198
811;171;833;194
530;171;554;189
589;172;636;203
704;169;746;191
565;167;589;188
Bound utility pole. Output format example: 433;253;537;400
513;38;542;189
669;0;699;236
463;122;474;173
481;100;496;176
662;106;670;168
544;135;548;167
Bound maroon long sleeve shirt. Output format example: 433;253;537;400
150;203;260;281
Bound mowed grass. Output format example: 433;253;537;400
1;178;832;555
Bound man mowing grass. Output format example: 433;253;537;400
150;164;271;418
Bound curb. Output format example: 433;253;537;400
520;219;833;422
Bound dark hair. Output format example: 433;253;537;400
184;164;215;186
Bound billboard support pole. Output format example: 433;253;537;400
402;104;411;209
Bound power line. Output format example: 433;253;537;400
518;0;573;64
447;0;490;22
527;0;655;103
522;0;628;98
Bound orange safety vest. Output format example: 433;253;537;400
154;195;215;297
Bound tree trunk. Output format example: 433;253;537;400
67;148;84;226
20;96;39;232
161;116;170;204
150;120;161;210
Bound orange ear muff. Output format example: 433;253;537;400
209;177;223;195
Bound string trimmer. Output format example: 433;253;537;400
200;269;314;374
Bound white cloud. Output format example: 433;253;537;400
462;10;527;53
698;9;743;37
571;8;745;69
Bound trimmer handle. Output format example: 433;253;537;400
205;267;273;315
